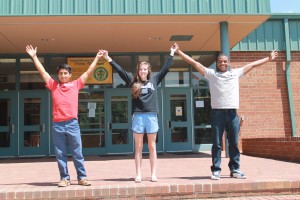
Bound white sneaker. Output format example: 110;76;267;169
211;171;220;180
230;171;247;179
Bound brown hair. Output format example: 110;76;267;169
130;61;152;99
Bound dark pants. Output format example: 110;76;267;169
210;109;240;172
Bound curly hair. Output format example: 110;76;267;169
130;61;152;99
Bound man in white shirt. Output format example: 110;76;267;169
176;48;278;180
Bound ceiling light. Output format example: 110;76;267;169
20;58;44;63
169;68;189;72
148;37;161;40
20;71;40;75
0;59;16;63
41;38;55;42
170;35;193;41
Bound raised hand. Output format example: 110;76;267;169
100;50;110;61
269;50;278;60
171;43;178;53
26;45;37;57
96;50;103;59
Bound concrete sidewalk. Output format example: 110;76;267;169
0;152;300;199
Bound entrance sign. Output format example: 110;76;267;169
68;58;112;84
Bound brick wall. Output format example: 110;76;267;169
242;137;300;162
229;51;300;160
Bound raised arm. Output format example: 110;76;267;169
176;46;206;76
243;50;278;75
155;43;178;83
26;45;51;83
80;50;103;84
101;50;133;84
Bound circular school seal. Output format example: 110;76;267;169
94;67;108;81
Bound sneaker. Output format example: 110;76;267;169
58;179;70;187
78;178;91;186
230;170;247;179
211;171;220;180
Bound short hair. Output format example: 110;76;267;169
216;53;229;72
217;53;228;61
56;64;72;73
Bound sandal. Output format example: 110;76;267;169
135;177;141;183
150;176;158;182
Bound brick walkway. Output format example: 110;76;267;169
201;194;300;199
0;152;299;199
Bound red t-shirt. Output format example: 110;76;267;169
46;78;84;122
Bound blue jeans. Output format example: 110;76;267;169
210;109;240;172
52;118;87;180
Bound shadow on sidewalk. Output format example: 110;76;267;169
0;152;212;164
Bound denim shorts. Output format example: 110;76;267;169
132;113;159;134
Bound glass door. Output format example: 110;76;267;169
0;92;17;157
19;91;49;156
105;89;133;154
164;88;193;151
79;91;106;155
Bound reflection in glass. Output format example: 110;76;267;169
171;127;187;143
111;56;132;88
193;88;212;145
0;58;16;91
112;129;128;145
0;99;10;126
111;96;128;123
143;134;158;144
170;95;186;121
24;98;41;125
0;133;10;147
79;92;105;148
24;131;40;147
194;89;211;126
194;128;212;144
165;55;190;87
192;72;208;87
20;58;45;90
0;99;11;147
81;131;105;148
78;94;104;129
191;54;216;87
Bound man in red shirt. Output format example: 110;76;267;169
26;45;102;187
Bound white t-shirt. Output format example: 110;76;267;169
204;68;244;109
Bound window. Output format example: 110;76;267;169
0;58;16;91
20;58;45;90
111;55;132;88
165;55;190;87
191;54;216;146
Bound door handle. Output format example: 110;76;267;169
9;124;15;134
107;122;112;131
168;121;174;132
40;124;45;132
168;121;171;129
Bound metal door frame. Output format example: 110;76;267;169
163;88;193;152
0;92;18;157
19;91;50;156
105;89;133;154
